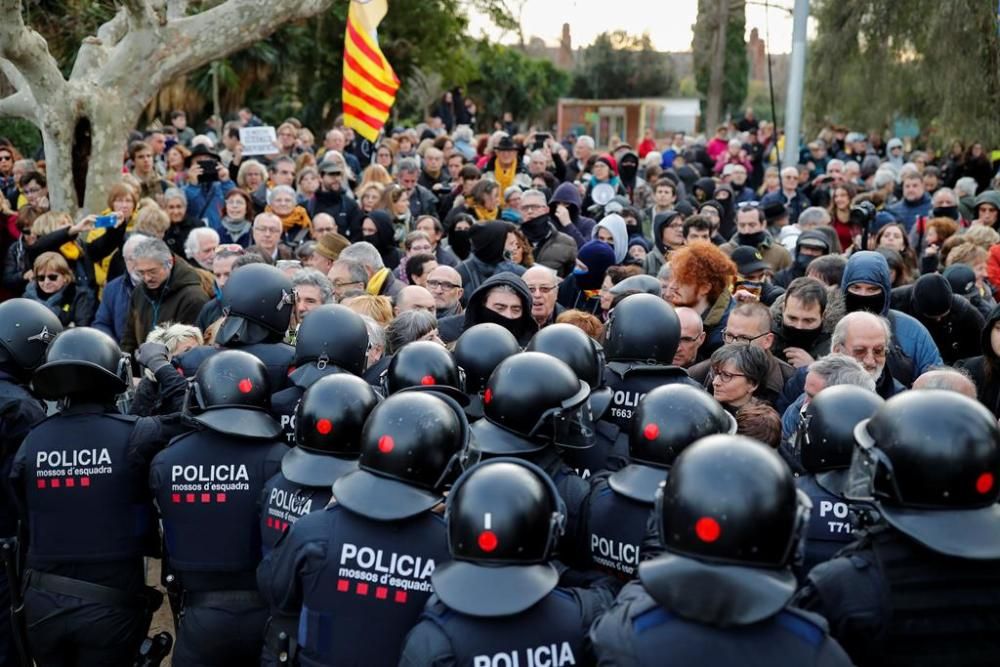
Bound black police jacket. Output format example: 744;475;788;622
257;502;449;666
795;471;864;575
582;472;658;580
176;342;295;394
259;473;333;555
602;362;701;433
0;372;47;536
399;586;612;667
593;580;853;666
794;526;1000;667
150;427;285;591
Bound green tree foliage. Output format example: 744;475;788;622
692;0;749;121
806;0;1000;146
570;31;676;99
466;40;570;127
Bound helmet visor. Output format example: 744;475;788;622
845;419;892;502
528;381;595;449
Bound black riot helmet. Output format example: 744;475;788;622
32;327;128;400
0;298;63;379
292;304;369;374
798;385;883;473
526;323;612;420
454;324;521;419
611;385;736;503
283;374;380;487
604;293;681;364
216;263;295;346
849;390;1000;559
639;435;810;625
471;352;594;455
432;458;567;617
333;391;469;521
382;340;467;404
190;349;282;439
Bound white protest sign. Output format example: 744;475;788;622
239;126;278;156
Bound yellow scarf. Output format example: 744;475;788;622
472;204;498;221
367;268;390;295
267;205;311;232
493;160;516;194
59;241;81;261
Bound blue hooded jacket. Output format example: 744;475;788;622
840;251;942;383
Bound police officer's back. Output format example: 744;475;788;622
794;385;883;573
526;323;615;477
591;435;852;666
257;391;467;666
400;458;617;666
584;385;735;579
795;390;1000;666
453;323;521;421
259;373;378;666
175;263;295;390
11;327;180;666
600;294;701;445
270;304;369;444
149;350;287;666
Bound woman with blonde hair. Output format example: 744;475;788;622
358;163;393;190
24;250;96;326
341;293;393;326
131;322;204;415
237;159;268;195
356;182;385;215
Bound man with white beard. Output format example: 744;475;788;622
830;312;905;399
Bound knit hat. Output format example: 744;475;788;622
314;231;351;261
594;154;618;176
575;240;616;291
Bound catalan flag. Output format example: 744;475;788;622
342;0;399;142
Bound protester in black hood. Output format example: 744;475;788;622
773;230;830;288
518;190;577;277
957;304;1000;417
446;212;475;261
362;209;402;271
438;271;537;345
558;239;615;315
713;183;737;239
456;220;525;301
890;272;984;364
698;200;729;245
617;151;649;209
691;176;716;206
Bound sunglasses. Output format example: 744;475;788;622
38;273;63;282
736;201;761;210
0;155;12;162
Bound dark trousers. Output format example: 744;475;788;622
260;612;299;667
24;587;146;667
171;599;268;667
0;569;11;667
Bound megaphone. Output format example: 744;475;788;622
591;183;615;206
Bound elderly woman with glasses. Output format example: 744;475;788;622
25;251;96;326
709;343;770;414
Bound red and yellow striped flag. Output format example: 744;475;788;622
342;0;399;142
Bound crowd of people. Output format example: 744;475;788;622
1;103;1000;666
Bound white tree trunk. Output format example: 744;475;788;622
0;0;335;216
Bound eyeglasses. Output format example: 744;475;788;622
678;335;701;345
736;201;760;210
426;279;461;291
722;329;770;345
526;284;557;295
38;273;63;282
333;280;364;290
214;244;245;255
713;368;747;383
254;226;281;235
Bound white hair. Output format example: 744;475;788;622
340;241;384;271
576;135;595;150
831;312;891;350
146;322;204;355
955;176;978;198
184;226;219;259
268;185;297;204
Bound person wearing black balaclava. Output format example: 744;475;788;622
770;277;834;369
361;210;402;270
557;239;615;315
890;272;984;364
446;212;476;261
773;230;830;288
518;189;577;277
437;271;538;345
617;151;651;210
455;220;525;300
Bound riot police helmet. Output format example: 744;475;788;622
215;263;295;346
382;340;467;404
453;323;520;419
610;385;736;503
333;391;469;521
850;390;1000;559
604;293;681;364
639;435;810;625
283;374;380;486
0;298;63;378
32;327;128;400
432;458;566;617
470;352;594;456
290;304;369;381
798;385;883;473
190;349;282;439
526;323;612;419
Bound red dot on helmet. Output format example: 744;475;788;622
420;375;436;386
976;472;995;494
484;388;493;404
695;517;721;543
238;378;253;394
378;435;394;453
643;423;660;440
316;419;332;435
478;530;498;552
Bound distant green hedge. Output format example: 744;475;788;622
0;120;42;157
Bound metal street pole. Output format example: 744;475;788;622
782;0;809;168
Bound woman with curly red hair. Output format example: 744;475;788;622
667;240;737;357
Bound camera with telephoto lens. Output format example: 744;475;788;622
848;200;876;229
197;159;219;184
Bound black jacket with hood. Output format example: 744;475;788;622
456;221;525;302
364;209;403;271
550;182;596;248
958;304;1000;417
438;271;538;346
890;279;985;364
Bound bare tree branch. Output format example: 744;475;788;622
0;89;37;121
96;9;129;46
121;0;158;31
0;0;65;102
0;59;27;92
